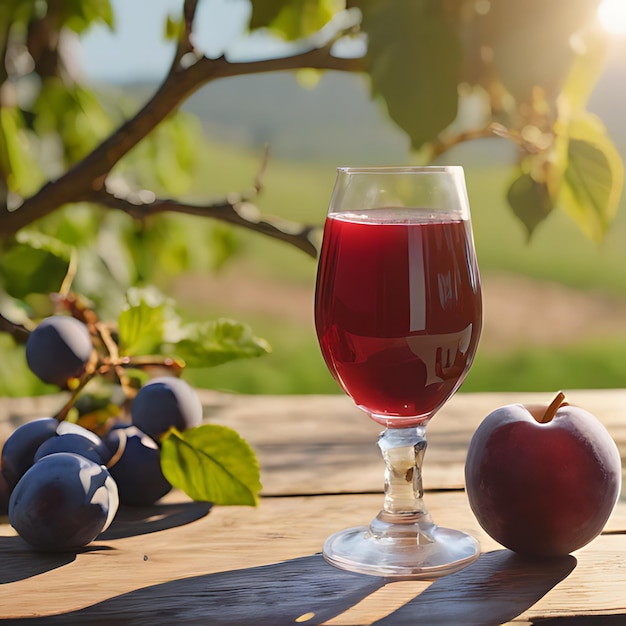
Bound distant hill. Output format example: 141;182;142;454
181;71;413;164
121;55;626;164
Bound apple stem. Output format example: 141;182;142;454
539;391;567;423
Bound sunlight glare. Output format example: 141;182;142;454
598;0;626;35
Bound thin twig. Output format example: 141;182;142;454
254;145;270;195
0;313;31;343
429;124;504;160
168;0;199;75
87;187;320;258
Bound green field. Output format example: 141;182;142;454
173;140;626;396
5;137;623;399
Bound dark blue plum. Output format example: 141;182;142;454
1;417;58;489
104;426;171;506
26;315;93;386
0;470;9;515
34;433;106;466
104;426;172;506
131;376;202;443
55;422;113;465
8;452;119;551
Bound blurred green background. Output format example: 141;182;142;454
144;67;626;395
116;17;623;397
113;28;626;396
3;0;626;397
172;148;626;395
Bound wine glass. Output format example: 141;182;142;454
314;165;482;578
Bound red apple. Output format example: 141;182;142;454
465;392;622;557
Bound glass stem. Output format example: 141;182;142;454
376;426;431;524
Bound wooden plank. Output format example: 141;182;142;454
2;390;626;495
1;391;625;624
329;535;626;626
0;490;462;622
330;550;579;626
203;388;626;496
0;490;625;624
173;388;626;495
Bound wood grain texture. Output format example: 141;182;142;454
199;388;626;495
1;389;625;624
2;389;625;495
1;491;625;624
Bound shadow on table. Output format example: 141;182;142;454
0;500;212;584
0;549;577;625
531;617;626;625
0;536;76;584
99;500;213;540
0;554;385;625
373;549;577;626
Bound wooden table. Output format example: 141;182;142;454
1;389;625;624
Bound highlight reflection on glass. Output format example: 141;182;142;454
314;166;482;578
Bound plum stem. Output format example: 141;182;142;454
105;427;127;470
539;391;567;423
53;370;97;422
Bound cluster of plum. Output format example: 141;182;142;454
1;315;203;551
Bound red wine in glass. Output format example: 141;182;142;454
316;211;481;428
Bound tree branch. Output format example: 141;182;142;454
168;0;199;75
0;24;364;241
85;187;319;258
429;124;503;160
0;313;30;343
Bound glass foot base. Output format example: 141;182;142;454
323;521;480;579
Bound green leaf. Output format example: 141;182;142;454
0;232;74;299
249;0;340;40
62;0;114;33
207;224;239;271
506;171;554;240
32;80;112;165
557;27;608;116
40;203;102;248
249;0;289;30
117;288;168;356
0;1;41;29
560;114;624;243
357;0;462;149
126;111;200;196
295;68;324;89
165;15;184;41
0;334;54;397
0;108;22;192
173;318;271;368
0;107;43;194
160;424;262;505
487;0;599;103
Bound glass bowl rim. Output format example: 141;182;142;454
336;165;464;174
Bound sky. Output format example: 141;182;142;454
79;0;626;84
79;0;266;83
